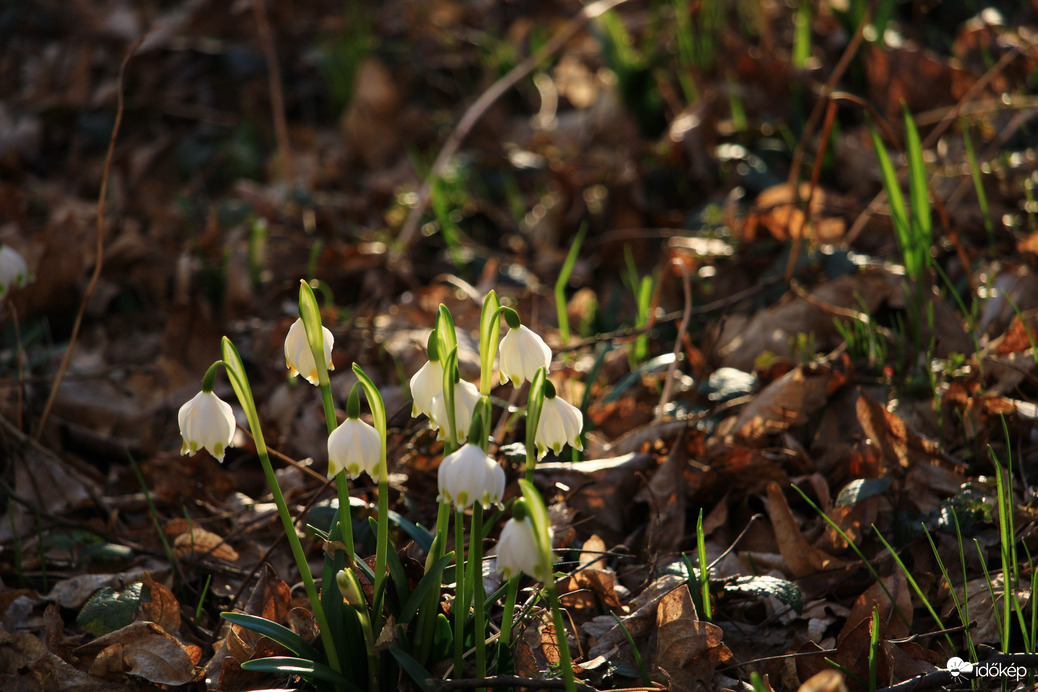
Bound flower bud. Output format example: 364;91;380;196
0;244;30;297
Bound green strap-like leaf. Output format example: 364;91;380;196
400;552;455;625
389;646;438;692
221;612;322;661
240;656;363;692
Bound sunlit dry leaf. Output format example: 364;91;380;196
733;363;833;439
741;183;846;243
173;526;239;562
76;621;196;686
856;394;946;470
653;585;732;690
0;631;104;692
797;669;848;692
140;573;180;635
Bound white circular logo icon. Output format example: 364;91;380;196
947;657;974;677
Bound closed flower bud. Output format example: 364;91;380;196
336;568;365;608
178;391;235;461
429;379;481;444
0;244;30;297
535;393;583;459
409;359;444;419
437;443;505;509
284;317;334;386
499;325;552;387
495;517;547;581
328;417;381;479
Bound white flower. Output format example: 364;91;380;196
437;443;505;509
429;379;481;443
284;317;334;386
409;359;444;418
495;517;547;581
0;245;30;297
178;391;235;461
328;417;381;479
535;394;583;459
499;325;552;387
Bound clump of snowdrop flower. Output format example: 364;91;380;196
437;443;506;509
178;390;235;461
0;244;31;297
534;381;583;458
498;323;551;387
284;317;334;385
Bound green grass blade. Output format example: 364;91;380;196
903;107;931;277
868;125;910;275
241;656;362;692
555;224;587;345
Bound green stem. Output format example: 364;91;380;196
470;504;487;689
336;473;356;566
218;341;343;680
497;576;520;671
416;501;452;665
546;581;576;692
453;509;467;677
375;472;389;631
257;444;342;676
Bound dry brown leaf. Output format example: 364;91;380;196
140;573;180;635
855;394;951;471
634;433;687;556
172;526;239;562
796;669;848;692
653;585;732;690
765;483;839;578
733;364;834;440
76;621;196;686
0;631;108;692
741;183;846;243
838;571;913;643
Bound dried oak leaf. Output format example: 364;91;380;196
75;621;196;686
653;585;732;690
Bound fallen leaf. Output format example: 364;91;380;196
653;585;732;690
75;621;196;686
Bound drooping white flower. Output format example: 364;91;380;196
328;417;381;479
499;325;552;387
178;390;235;461
284;317;334;386
495;517;546;581
409;359;444;419
0;245;30;297
429;379;481;443
437;443;505;509
535;393;584;459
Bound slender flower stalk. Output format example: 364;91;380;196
352;364;390;631
217;338;343;679
525;368;547;484
517;479;576;692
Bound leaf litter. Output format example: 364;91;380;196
1;1;1038;691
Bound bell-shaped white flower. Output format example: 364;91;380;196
178;390;235;461
429;379;481;444
409;359;444;419
535;393;584;459
495;517;546;581
284;317;334;386
437;443;505;509
328;417;381;479
0;245;30;297
499;325;552;387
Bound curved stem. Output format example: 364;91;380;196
219;339;342;678
497;576;520;672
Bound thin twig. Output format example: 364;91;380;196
655;260;692;423
396;0;632;251
250;0;294;183
35;35;144;439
